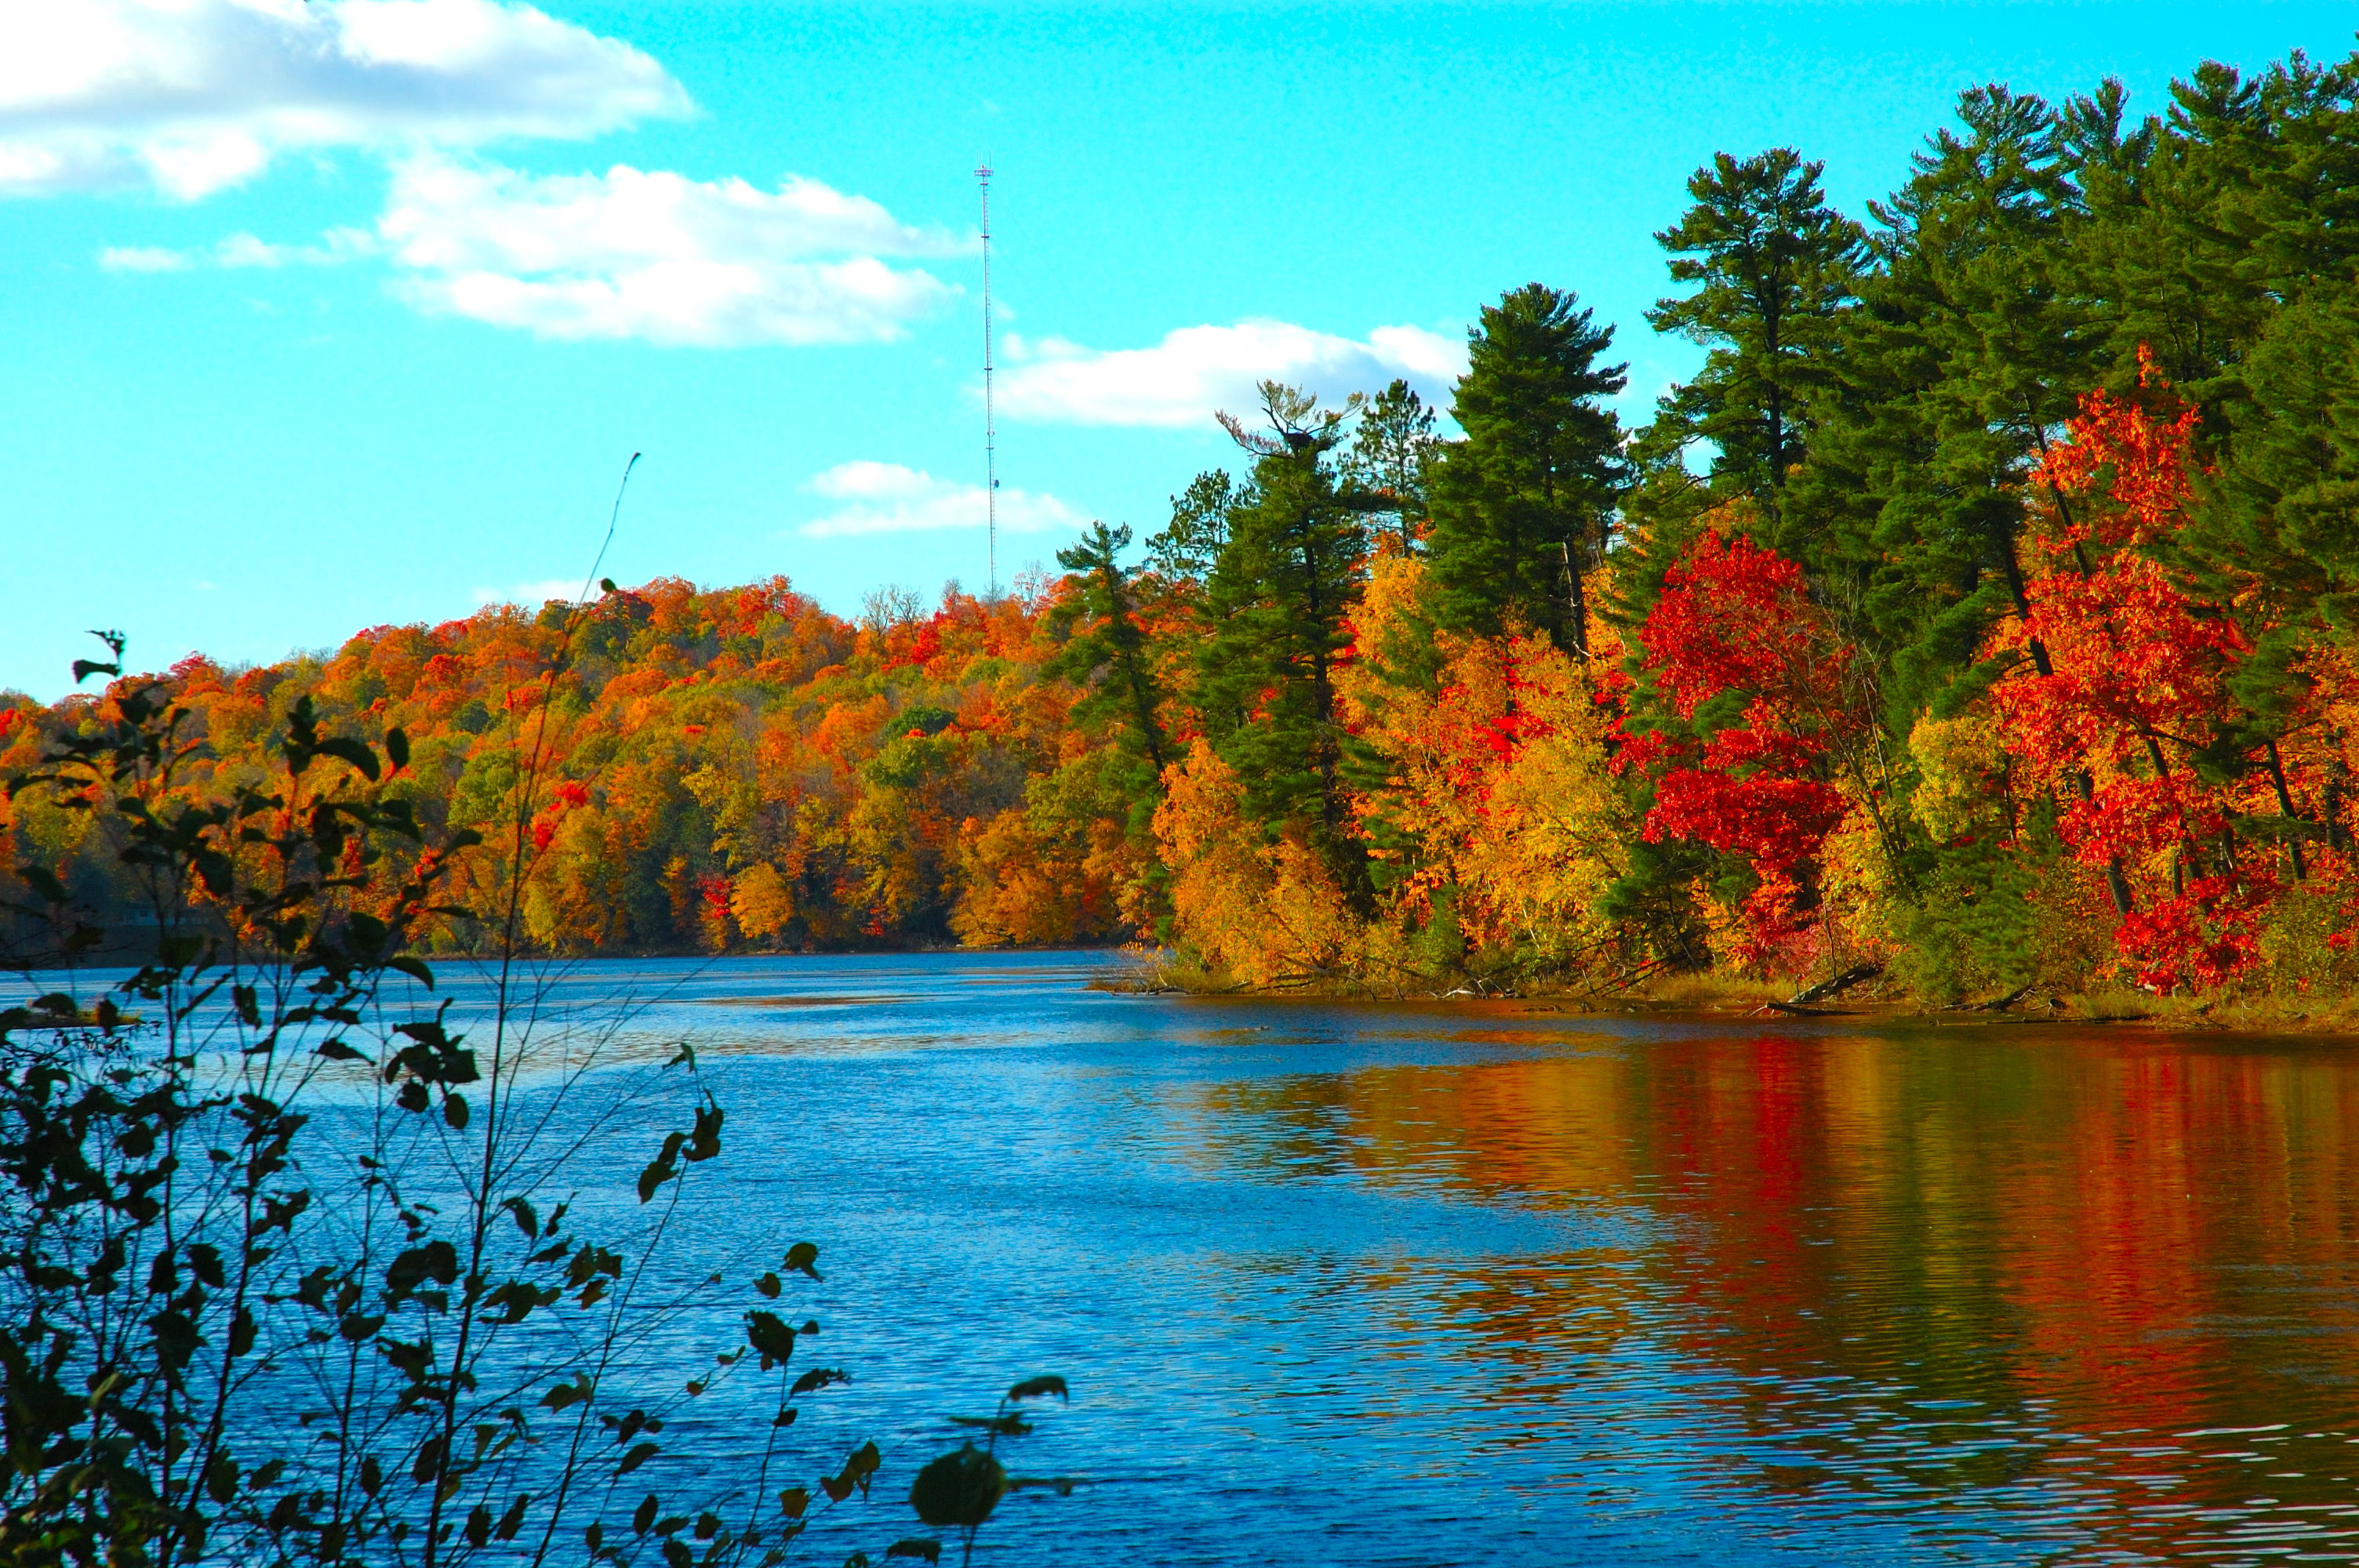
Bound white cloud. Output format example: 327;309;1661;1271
104;226;381;270
799;462;1082;539
380;158;958;345
996;319;1468;429
217;226;380;267
98;244;189;271
0;0;688;200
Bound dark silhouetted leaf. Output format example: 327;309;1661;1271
820;1441;881;1504
17;865;67;906
744;1311;795;1369
314;736;380;780
637;1155;677;1203
543;1377;590;1410
908;1444;1005;1528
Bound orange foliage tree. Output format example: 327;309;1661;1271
1986;352;2351;989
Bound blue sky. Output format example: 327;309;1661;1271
2;1;2352;699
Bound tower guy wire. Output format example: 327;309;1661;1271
977;162;997;597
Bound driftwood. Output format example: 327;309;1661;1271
1965;982;2035;1013
1754;1000;1856;1018
1788;963;1882;1007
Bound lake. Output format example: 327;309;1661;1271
378;952;2359;1563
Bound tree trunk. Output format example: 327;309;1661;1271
1998;530;2132;916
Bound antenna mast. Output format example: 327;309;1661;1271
976;163;997;597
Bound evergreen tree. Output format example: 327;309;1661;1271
1794;87;2143;917
1144;471;1239;583
2200;282;2359;633
2143;53;2359;610
1645;149;1866;533
1046;521;1169;778
2077;61;2275;405
1797;86;2100;716
1194;383;1370;898
1425;284;1628;655
1342;378;1439;553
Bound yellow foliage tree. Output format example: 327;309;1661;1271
1153;740;1369;987
730;862;796;946
1336;555;1634;981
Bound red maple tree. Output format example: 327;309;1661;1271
1635;531;1852;964
1993;350;2283;989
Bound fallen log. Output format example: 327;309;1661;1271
1789;963;1882;1007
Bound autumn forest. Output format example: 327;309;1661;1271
11;45;2359;1006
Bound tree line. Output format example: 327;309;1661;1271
10;44;2359;1000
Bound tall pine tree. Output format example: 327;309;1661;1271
1047;521;1169;779
1645;150;1865;535
1425;284;1628;655
1194;383;1371;899
1145;470;1239;583
1343;378;1441;554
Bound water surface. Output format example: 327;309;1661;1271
403;953;2359;1563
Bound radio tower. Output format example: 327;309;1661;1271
976;163;998;597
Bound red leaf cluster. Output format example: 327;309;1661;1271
1986;350;2316;990
1635;533;1855;964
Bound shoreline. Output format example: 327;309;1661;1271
1103;965;2359;1039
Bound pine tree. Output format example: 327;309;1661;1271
1799;86;2100;714
1342;378;1439;553
1144;470;1240;583
1425;283;1628;655
2200;283;2359;632
1645;150;1865;534
1046;521;1169;777
1194;383;1371;898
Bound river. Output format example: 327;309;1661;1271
361;953;2359;1562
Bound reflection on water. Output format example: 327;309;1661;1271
96;952;2359;1563
1183;1031;2359;1561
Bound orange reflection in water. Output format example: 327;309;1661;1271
1195;1022;2359;1554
